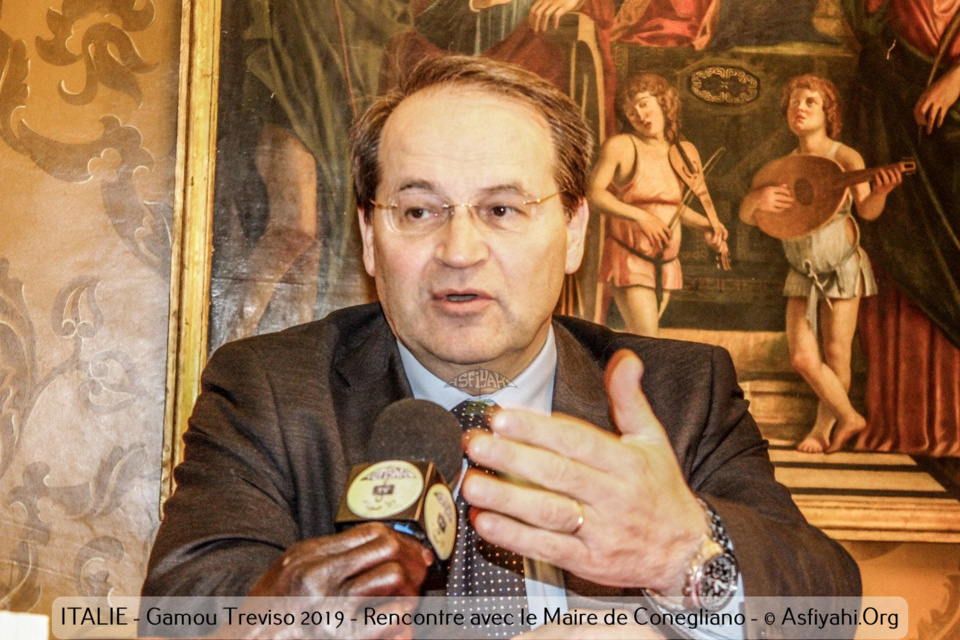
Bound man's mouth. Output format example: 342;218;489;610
431;289;492;316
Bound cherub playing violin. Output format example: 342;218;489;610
588;72;729;338
739;74;905;454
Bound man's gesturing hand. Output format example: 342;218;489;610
461;350;710;595
247;522;433;597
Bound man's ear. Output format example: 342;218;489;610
358;208;376;277
565;198;589;274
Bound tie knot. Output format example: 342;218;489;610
451;399;497;431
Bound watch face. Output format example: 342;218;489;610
696;553;739;611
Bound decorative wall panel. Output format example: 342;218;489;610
0;0;179;611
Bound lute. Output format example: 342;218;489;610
750;155;915;240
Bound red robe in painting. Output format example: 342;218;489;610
610;0;719;48
384;0;617;135
871;0;960;62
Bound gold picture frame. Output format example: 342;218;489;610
163;0;960;542
163;0;221;506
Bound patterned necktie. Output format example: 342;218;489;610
447;399;527;636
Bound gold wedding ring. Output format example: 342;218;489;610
571;500;585;535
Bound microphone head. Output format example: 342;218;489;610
366;399;463;484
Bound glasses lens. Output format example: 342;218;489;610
386;194;447;235
476;195;535;233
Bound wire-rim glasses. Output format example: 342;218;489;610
370;190;563;236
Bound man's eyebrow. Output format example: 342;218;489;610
397;179;436;193
396;181;533;197
478;183;530;197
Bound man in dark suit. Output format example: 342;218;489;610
143;55;859;637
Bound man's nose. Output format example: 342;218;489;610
433;206;490;268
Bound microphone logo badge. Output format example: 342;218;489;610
346;461;424;518
423;484;456;560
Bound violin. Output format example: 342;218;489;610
668;141;731;270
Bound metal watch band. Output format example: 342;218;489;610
643;498;739;613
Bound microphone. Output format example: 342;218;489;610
335;399;463;562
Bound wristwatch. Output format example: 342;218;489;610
645;498;739;612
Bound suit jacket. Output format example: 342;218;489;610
143;303;859;608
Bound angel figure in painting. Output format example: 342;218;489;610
588;72;728;337
739;74;904;454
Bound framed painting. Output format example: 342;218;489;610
164;0;960;541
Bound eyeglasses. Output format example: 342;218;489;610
370;190;562;236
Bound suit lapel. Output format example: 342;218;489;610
331;311;413;459
551;322;615;434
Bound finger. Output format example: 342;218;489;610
314;531;431;593
548;1;569;30
536;2;557;31
655;232;667;251
465;428;612;503
529;0;547;31
654;230;666;251
914;98;929;125
470;508;584;569
299;522;406;559
916;100;935;134
936;105;946;129
880;169;900;187
540;2;558;32
603;350;671;447
460;467;586;534
341;560;426;598
486;409;633;475
258;523;404;593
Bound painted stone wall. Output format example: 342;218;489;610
0;0;179;610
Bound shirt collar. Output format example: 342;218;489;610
397;325;557;416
